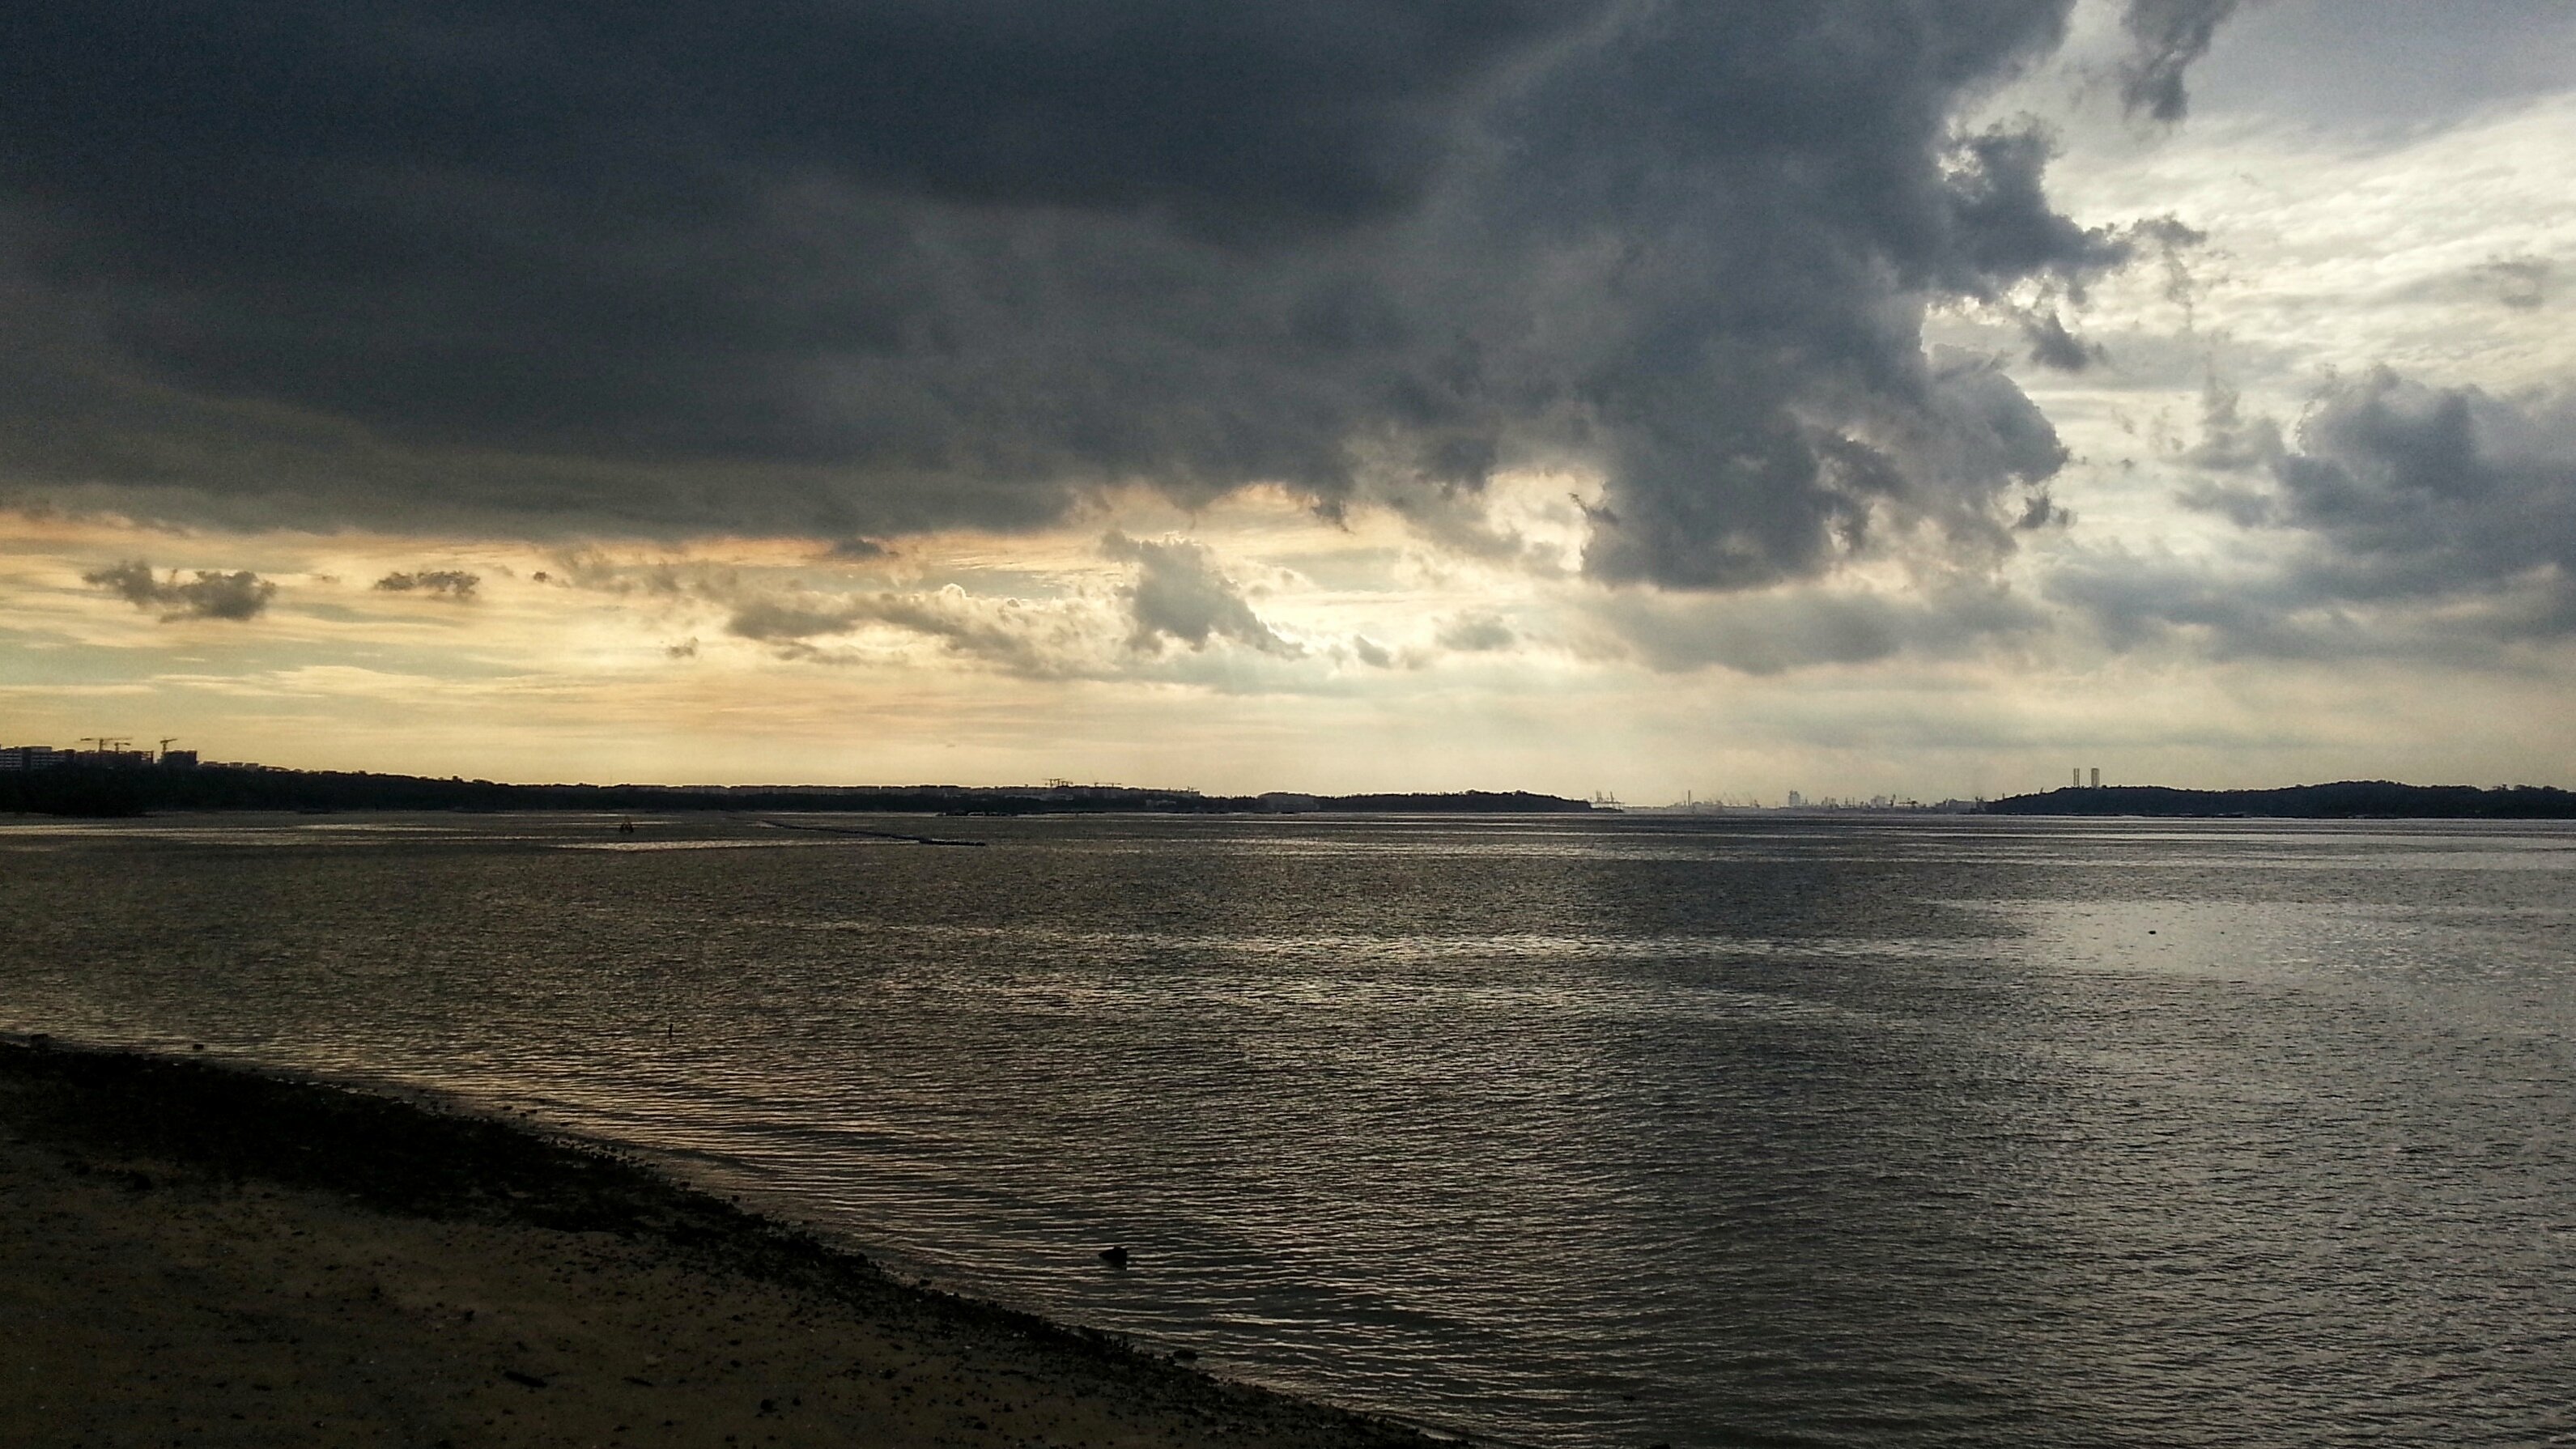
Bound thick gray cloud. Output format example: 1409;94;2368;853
2020;308;2108;371
2116;0;2241;121
1582;345;2075;589
2061;371;2576;652
1436;613;1517;652
83;559;277;620
2;2;2203;590
1104;533;1299;657
2267;373;2576;620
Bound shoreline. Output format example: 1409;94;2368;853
0;1036;1451;1447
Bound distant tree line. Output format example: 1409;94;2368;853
1984;781;2576;819
0;765;1596;818
1312;790;1595;814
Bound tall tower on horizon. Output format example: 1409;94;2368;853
2072;767;2082;788
2090;767;2101;788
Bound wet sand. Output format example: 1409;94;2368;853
0;1040;1444;1449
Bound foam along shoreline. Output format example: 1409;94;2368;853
0;1038;1448;1448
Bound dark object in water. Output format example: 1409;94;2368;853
502;1370;548;1389
1099;1246;1129;1268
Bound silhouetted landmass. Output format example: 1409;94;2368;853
1985;781;2576;819
1316;790;1595;814
0;765;1594;818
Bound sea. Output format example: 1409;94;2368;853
2;811;2570;1447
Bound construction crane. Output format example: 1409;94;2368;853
159;737;181;760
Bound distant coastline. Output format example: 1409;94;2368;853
0;762;1596;819
10;758;2575;821
1983;781;2576;819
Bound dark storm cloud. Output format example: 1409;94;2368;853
83;559;277;620
0;2;2208;590
2267;373;2576;617
2116;0;2242;121
2064;371;2576;652
2019;308;2108;371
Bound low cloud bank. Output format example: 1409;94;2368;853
373;570;480;599
1104;533;1300;657
2057;369;2576;656
83;559;277;621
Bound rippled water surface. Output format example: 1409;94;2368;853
3;812;2572;1447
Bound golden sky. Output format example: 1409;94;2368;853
5;2;2573;800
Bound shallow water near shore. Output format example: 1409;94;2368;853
3;811;2572;1447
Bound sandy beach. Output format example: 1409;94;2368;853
0;1039;1443;1449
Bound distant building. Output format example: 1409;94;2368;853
2089;767;2101;788
1256;792;1320;813
1785;789;1804;808
8;738;230;770
74;749;156;768
2072;767;2082;788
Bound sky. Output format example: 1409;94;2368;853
3;0;2572;800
